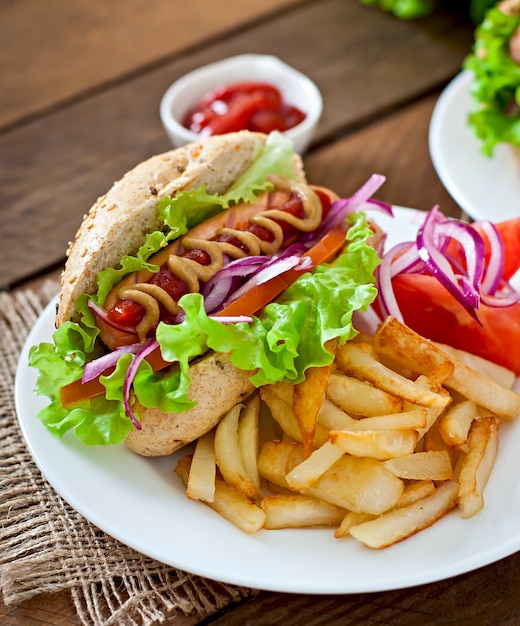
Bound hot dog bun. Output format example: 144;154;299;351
57;131;304;326
57;131;304;457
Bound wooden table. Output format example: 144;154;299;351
3;1;520;624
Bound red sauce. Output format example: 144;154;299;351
182;81;307;136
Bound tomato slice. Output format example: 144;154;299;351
391;273;520;376
60;228;347;407
477;217;520;281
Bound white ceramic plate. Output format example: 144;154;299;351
15;207;520;595
429;70;520;222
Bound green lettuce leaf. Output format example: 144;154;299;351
464;5;520;155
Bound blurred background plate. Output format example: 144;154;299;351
429;71;520;223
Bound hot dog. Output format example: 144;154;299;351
30;130;385;456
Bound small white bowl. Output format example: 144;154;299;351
160;54;322;155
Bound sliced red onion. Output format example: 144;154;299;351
208;315;253;323
301;175;392;246
88;299;138;335
376;242;419;320
123;339;159;430
223;255;309;305
376;206;519;325
416;208;481;320
83;342;142;383
475;220;504;295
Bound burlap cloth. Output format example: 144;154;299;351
0;281;256;625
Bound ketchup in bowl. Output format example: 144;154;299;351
182;81;307;136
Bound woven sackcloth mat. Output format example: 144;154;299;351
0;281;255;626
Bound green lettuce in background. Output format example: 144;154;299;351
464;3;520;155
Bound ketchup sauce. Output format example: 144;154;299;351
182;82;306;136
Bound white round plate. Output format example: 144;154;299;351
429;70;520;222
15;207;520;594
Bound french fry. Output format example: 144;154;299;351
383;450;453;481
261;494;346;529
457;417;499;519
237;394;262;496
318;398;358;430
335;511;375;538
393;479;436;508
293;360;334;457
305;454;404;515
186;430;216;503
336;342;450;409
257;440;404;514
326;373;403;417
214;404;257;499
376;316;520;419
285;440;345;490
438;400;477;450
260;386;329;447
330;428;419;461
349;480;459;548
346;408;427;431
257;440;306;491
175;456;266;534
437;343;516;389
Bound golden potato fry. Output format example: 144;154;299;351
375;316;452;374
215;404;257;499
383;450;453;480
260;386;329;448
326;373;403;417
258;440;404;514
237;394;262;496
261;494;346;529
257;440;306;491
305;455;404;515
330;428;419;461
438;400;477;450
393;479;436;508
335;511;375;538
175;455;266;534
293;361;333;457
376;316;520;419
349;480;459;548
347;408;427;431
437;343;516;389
457;417;499;519
336;342;450;409
318;398;358;430
285;440;345;490
187;430;216;503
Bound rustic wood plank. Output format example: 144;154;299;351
0;0;304;131
0;0;473;290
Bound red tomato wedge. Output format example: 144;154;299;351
444;216;520;282
478;216;520;281
391;273;520;376
60;227;347;407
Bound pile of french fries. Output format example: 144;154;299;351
174;316;520;549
